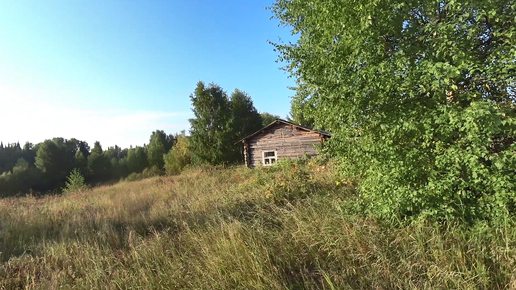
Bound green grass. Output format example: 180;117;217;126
1;161;515;289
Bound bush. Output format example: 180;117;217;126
124;166;162;182
0;167;44;197
333;102;516;224
62;168;88;194
258;158;320;203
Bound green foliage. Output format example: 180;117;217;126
260;158;319;203
74;151;88;177
0;167;42;197
260;112;280;126
188;82;266;165
124;146;149;174
87;142;112;183
35;139;75;182
229;89;263;161
147;130;174;171
230;89;263;138
355;102;516;222
12;158;29;174
77;141;90;158
0;133;182;196
62;168;87;194
287;88;316;127
103;145;124;161
271;0;516;222
188;81;234;165
91;141;103;155
164;132;191;175
124;166;162;182
0;139;90;196
21;142;36;167
0;142;24;175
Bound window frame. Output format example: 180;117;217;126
262;150;277;166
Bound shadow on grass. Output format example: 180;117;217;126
1;196;280;262
1;209;206;263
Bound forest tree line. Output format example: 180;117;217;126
0;81;280;197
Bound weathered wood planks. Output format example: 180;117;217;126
246;123;323;167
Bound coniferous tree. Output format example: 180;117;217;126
22;142;37;167
91;141;103;156
230;89;263;138
0;143;5;174
229;89;263;162
78;141;90;159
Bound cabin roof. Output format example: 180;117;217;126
235;119;332;145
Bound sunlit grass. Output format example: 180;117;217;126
1;162;515;289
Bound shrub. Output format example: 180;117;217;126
271;0;516;223
62;168;88;193
259;158;319;203
125;166;162;182
337;102;516;224
0;167;44;197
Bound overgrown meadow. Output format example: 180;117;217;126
1;160;515;289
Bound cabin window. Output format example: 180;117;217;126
262;151;276;166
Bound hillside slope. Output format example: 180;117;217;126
1;161;515;289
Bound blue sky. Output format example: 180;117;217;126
0;0;295;148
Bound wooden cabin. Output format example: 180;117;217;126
236;119;331;168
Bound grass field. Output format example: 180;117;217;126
1;161;515;289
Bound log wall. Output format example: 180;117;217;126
247;123;322;167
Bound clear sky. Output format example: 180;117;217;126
0;0;295;148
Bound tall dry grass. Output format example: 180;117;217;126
1;161;515;289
